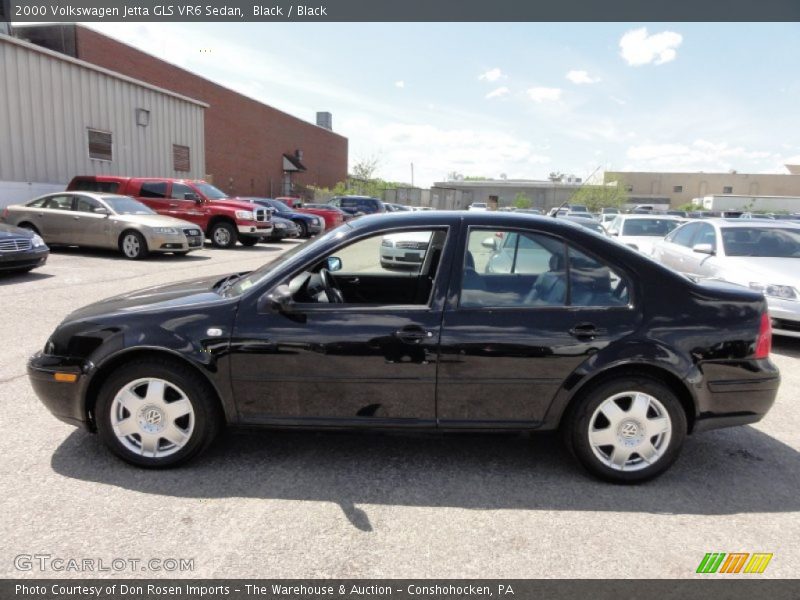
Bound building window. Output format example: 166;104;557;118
87;129;112;162
173;145;191;172
673;185;683;193
723;186;733;194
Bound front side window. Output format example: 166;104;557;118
693;223;717;251
171;183;196;200
669;222;701;247
74;196;102;213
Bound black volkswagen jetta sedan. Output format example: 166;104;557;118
28;212;779;482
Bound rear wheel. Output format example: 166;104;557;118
238;236;259;247
209;222;236;248
119;231;149;260
564;376;686;483
95;359;222;468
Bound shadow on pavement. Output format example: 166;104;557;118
50;246;213;261
772;337;800;359
51;424;800;530
0;271;54;286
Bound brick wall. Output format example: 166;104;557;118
75;26;348;197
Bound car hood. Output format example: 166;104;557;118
209;198;266;211
110;214;198;229
62;273;235;323
0;223;34;238
716;257;800;286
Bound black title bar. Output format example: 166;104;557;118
6;0;800;22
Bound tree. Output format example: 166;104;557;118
351;156;380;182
513;192;532;209
569;183;628;212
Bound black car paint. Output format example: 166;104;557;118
0;223;49;272
29;212;779;435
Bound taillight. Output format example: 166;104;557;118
754;312;772;359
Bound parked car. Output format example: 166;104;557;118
67;176;272;249
328;195;386;217
290;203;347;230
0;222;49;273
379;231;432;269
651;219;800;338
600;207;620;215
242;198;324;238
740;212;775;220
3;193;203;259
605;214;682;254
264;216;300;242
29;211;778;482
467;202;489;211
385;203;412;212
563;216;608;235
566;210;594;220
666;210;688;218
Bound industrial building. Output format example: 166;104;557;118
430;179;585;211
16;24;348;198
0;33;207;205
605;167;800;208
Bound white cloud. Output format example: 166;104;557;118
394;80;405;88
526;87;562;103
619;27;683;66
625;139;773;171
566;70;600;85
478;68;504;82
485;86;510;99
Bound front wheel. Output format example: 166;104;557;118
119;231;149;260
294;220;309;238
95;360;222;468
564;376;687;483
209;222;236;249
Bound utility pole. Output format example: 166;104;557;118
410;163;415;188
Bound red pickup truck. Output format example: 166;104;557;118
67;176;272;248
275;196;346;230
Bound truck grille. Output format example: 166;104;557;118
254;208;269;222
0;238;32;252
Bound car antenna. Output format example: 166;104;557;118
550;165;602;218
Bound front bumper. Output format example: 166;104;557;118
149;232;204;252
28;351;91;429
380;247;425;267
0;246;49;271
766;298;800;338
693;358;780;432
238;223;273;237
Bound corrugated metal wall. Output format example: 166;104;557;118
0;35;205;191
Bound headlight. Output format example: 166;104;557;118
235;210;255;220
153;227;179;235
381;239;394;247
749;282;798;300
31;234;46;248
313;217;321;225
275;222;286;229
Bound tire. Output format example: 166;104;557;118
563;375;687;483
95;359;222;468
238;236;259;247
119;230;149;260
294;220;309;238
209;221;236;249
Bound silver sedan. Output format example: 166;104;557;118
652;219;800;337
3;192;204;259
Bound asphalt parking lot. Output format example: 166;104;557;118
1;241;799;579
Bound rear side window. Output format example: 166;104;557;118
568;248;630;306
71;180;120;193
139;182;168;198
43;196;74;210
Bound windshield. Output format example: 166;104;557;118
194;182;228;200
721;227;800;257
100;195;155;215
268;199;292;212
621;219;679;237
227;224;351;296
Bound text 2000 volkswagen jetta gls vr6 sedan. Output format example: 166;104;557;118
28;212;779;482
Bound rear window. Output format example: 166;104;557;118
71;180;120;193
621;219;679;237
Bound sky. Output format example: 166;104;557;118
87;22;800;188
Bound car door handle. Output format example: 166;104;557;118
394;326;433;344
169;203;179;207
569;323;603;340
73;216;80;220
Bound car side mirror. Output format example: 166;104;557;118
258;284;294;314
610;231;619;236
94;207;110;216
326;256;342;272
481;237;499;250
693;243;715;255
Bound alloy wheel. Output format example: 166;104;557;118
122;234;141;258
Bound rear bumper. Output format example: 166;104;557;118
694;359;780;432
27;352;90;429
